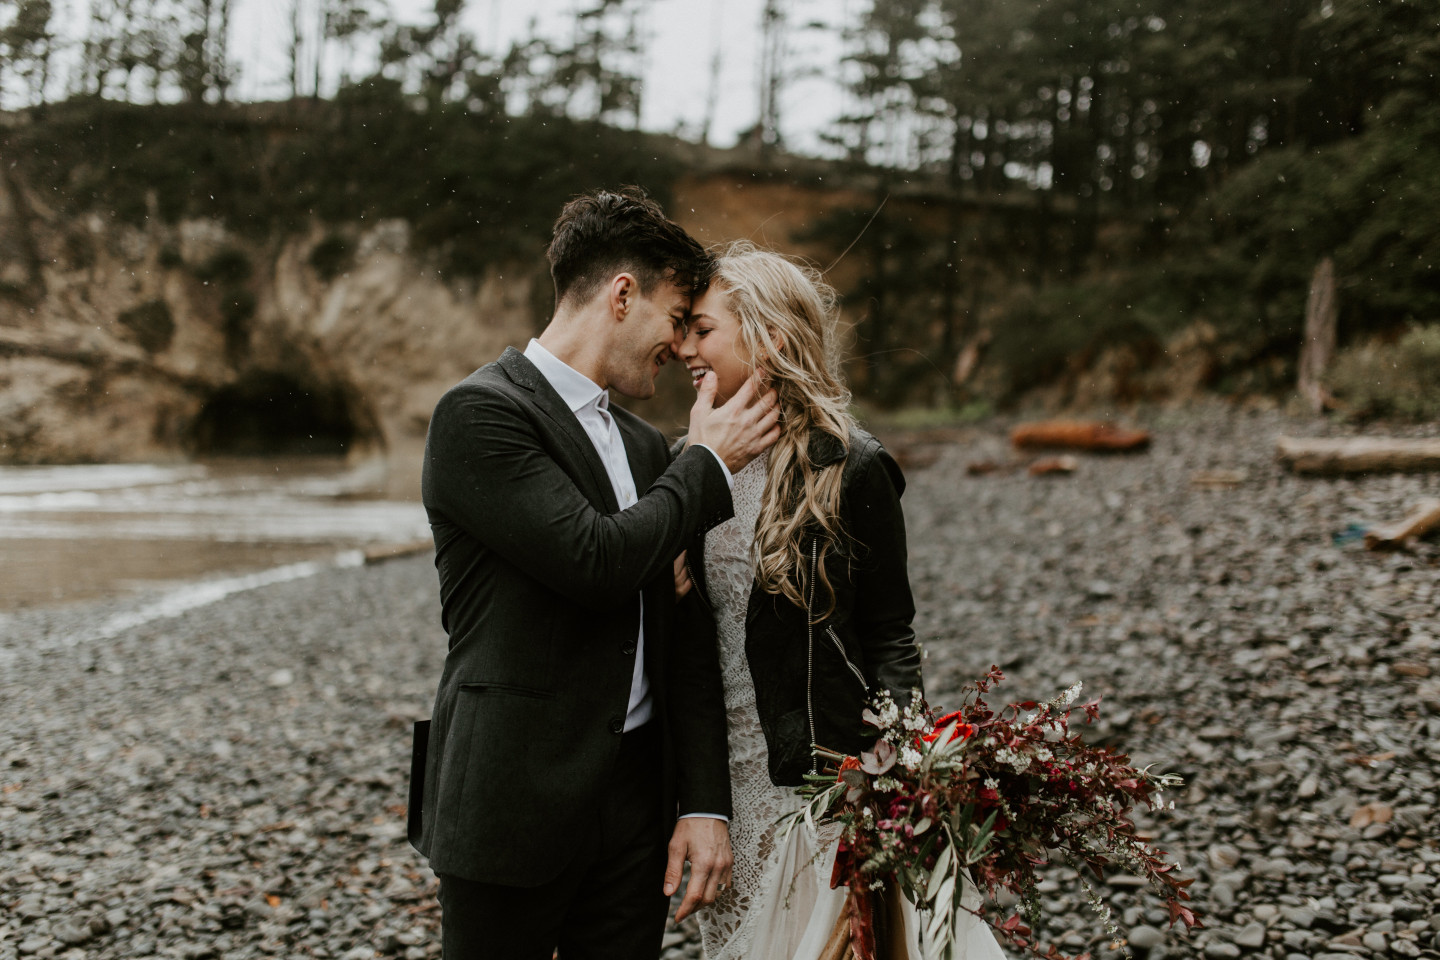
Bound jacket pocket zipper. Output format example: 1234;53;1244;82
806;537;818;776
826;625;868;689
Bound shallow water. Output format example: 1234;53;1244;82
0;455;429;610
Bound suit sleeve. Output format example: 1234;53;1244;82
848;446;924;702
668;588;733;817
424;384;733;611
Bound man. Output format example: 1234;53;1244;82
411;188;778;958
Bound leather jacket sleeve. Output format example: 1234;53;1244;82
846;446;923;702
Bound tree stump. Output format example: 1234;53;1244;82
1298;257;1337;414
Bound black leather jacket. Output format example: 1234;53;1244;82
677;427;923;788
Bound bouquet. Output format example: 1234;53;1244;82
781;667;1199;960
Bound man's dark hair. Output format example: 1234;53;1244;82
546;187;712;309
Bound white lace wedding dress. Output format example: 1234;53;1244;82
696;456;1006;960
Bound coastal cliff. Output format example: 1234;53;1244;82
0;158;869;463
0;176;539;463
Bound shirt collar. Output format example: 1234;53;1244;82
524;339;608;414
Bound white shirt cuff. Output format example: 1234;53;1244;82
690;443;734;490
679;812;730;822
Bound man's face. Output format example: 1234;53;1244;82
606;276;690;400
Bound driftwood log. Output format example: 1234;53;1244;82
1276;436;1440;475
363;539;434;564
1365;499;1440;550
1011;420;1151;452
1029;455;1079;476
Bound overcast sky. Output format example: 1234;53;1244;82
223;0;855;154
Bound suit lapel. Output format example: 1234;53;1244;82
497;347;620;514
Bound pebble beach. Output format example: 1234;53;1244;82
2;403;1439;960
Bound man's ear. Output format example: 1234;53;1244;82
609;273;639;321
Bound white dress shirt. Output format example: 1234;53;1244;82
523;340;733;731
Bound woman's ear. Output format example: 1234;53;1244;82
767;327;787;355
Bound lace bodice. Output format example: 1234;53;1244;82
698;456;814;959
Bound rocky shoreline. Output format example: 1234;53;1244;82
2;403;1438;959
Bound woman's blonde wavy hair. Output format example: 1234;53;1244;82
709;240;858;619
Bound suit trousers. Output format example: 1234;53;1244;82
436;721;670;960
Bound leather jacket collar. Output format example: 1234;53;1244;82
806;428;848;468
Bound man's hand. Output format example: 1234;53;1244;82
673;550;692;600
664;816;733;922
687;372;781;474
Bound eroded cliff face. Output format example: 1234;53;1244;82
0;172;540;463
3;165;1208;464
0;167;873;464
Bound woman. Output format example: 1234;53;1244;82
673;242;1004;960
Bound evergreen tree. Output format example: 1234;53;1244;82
0;0;55;106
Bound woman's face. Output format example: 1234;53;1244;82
676;286;755;405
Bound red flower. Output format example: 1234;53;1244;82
923;710;976;744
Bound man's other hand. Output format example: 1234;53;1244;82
664;816;733;922
673;551;692;600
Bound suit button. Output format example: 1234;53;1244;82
610;717;624;735
622;642;637;655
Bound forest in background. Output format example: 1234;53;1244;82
1;0;1437;413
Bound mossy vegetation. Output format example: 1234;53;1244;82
6;92;686;280
1329;325;1440;421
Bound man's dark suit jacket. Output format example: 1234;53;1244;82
412;347;734;887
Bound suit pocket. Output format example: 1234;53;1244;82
433;683;556;850
457;681;556;701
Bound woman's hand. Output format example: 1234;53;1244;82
674;550;692;600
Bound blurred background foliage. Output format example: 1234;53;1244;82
1;0;1435;411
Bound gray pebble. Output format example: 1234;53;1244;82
1234;922;1267;949
1128;925;1164;950
1282;906;1318;929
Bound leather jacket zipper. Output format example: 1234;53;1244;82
806;537;818;776
826;625;867;689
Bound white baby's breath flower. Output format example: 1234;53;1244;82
994;746;1031;774
900;746;922;770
